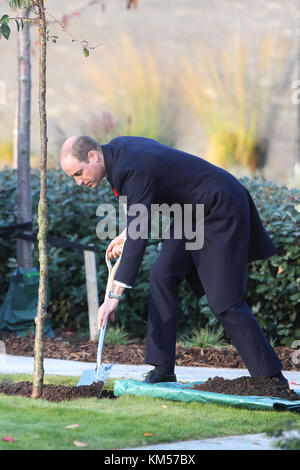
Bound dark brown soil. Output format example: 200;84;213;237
1;331;299;371
191;376;300;401
0;380;116;402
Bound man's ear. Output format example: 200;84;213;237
87;150;99;162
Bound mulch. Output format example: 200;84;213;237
0;330;299;371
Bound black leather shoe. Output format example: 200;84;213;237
143;368;177;384
271;372;289;388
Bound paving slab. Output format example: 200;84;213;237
124;433;277;450
124;430;300;451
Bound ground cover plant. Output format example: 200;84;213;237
0;374;299;450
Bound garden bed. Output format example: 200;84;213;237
0;331;299;371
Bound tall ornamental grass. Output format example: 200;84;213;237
179;37;285;172
84;34;178;147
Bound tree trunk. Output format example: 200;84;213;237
32;0;48;399
16;6;33;269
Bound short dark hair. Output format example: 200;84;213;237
71;135;101;163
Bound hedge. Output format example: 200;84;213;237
0;168;299;345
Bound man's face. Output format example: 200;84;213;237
61;152;104;188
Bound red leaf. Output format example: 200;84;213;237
1;435;14;443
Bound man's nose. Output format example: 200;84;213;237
75;177;83;186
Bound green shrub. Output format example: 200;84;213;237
242;177;300;345
0;169;299;344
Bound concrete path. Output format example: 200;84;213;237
124;430;300;451
1;353;300;387
1;353;299;451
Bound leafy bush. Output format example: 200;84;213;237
242;177;300;346
0;169;299;344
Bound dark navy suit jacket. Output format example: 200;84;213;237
102;136;276;314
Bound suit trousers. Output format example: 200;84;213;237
145;236;283;377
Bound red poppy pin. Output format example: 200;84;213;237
113;187;119;197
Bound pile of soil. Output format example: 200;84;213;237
0;380;116;402
1;331;299;371
2;377;298;404
191;376;300;401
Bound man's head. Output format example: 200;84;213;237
60;135;106;188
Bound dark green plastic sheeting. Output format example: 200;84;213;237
0;267;54;337
114;380;300;412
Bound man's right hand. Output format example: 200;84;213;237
107;231;126;259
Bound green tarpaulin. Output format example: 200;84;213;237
114;379;300;412
0;267;54;337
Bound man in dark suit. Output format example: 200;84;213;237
60;134;288;386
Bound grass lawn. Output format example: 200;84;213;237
0;374;299;450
